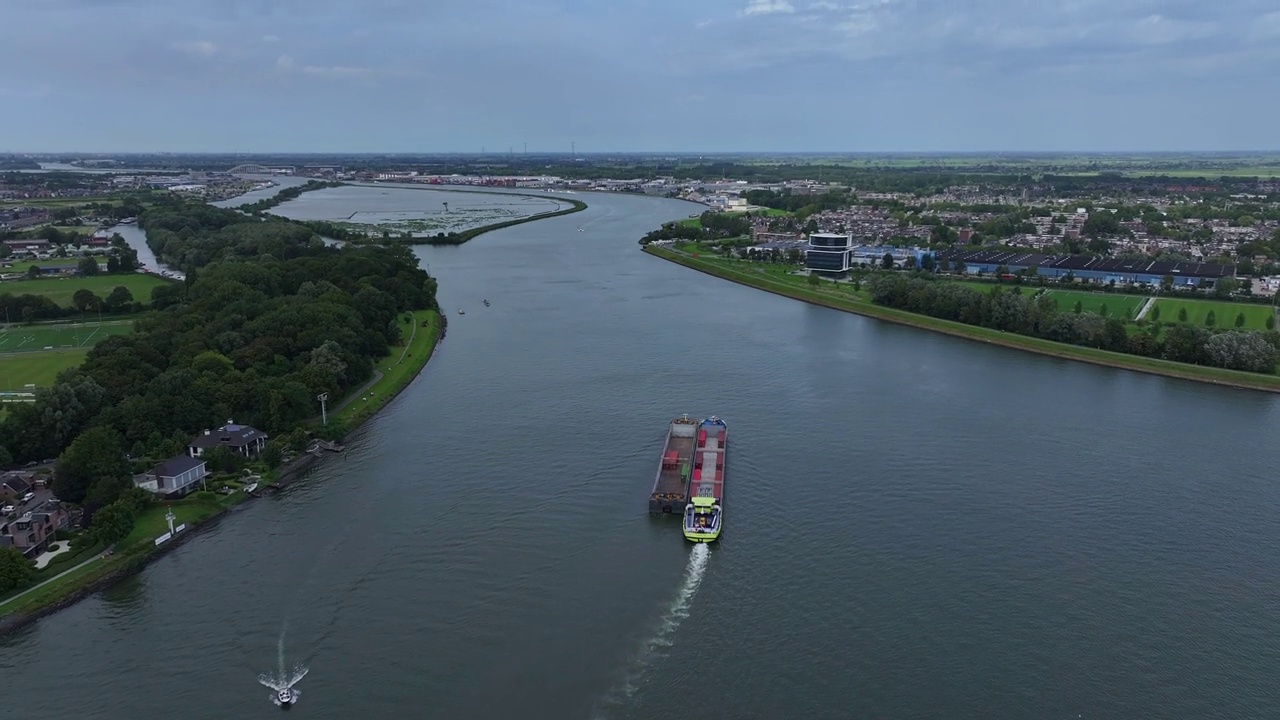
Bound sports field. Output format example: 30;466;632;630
0;274;172;307
0;320;134;353
1152;298;1275;330
1040;290;1148;319
0;348;90;389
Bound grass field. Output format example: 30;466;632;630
119;501;223;550
0;348;91;389
1152;298;1275;330
0;320;134;353
1039;290;1147;319
0;274;172;306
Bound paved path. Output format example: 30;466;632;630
1134;296;1157;321
0;547;111;612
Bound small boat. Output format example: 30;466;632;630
483;299;490;307
274;687;297;709
458;308;465;315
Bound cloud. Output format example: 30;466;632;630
275;55;295;71
172;40;216;57
743;0;795;16
262;34;280;43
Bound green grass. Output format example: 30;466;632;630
1040;290;1147;319
0;320;133;353
118;501;223;550
1152;298;1274;330
645;245;1280;393
0;555;110;616
0;274;172;307
1;258;79;273
334;310;441;426
0;348;91;388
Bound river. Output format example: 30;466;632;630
5;190;1280;719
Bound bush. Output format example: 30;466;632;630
192;491;218;503
54;529;74;541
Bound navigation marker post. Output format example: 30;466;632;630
318;392;329;426
165;506;176;536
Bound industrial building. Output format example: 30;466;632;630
937;249;1237;287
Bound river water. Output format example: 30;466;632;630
5;190;1280;719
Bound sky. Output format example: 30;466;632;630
2;0;1279;153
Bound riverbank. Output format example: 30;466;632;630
644;245;1280;394
0;309;446;632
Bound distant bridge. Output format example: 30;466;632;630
227;164;294;175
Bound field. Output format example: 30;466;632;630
0;348;91;389
0;274;172;307
1038;290;1147;319
1151;298;1275;330
0;320;134;353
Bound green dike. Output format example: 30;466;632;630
644;245;1280;394
335;309;442;427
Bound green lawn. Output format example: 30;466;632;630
119;501;223;550
0;348;91;389
1152;298;1275;330
0;274;172;307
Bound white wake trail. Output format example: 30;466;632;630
595;544;711;716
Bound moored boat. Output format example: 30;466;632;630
649;415;699;514
682;416;726;542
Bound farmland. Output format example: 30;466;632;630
0;274;172;307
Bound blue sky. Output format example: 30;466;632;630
2;0;1278;152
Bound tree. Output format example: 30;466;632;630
1236;312;1246;328
807;272;821;287
1073;300;1083;315
90;497;138;545
261;441;284;469
103;286;134;313
72;288;101;312
0;546;33;593
77;256;100;276
1206;310;1216;328
920;254;936;272
203;446;240;474
1099;303;1109;318
0;445;10;468
1178;307;1188;323
53;426;130;507
26;265;40;279
881;252;894;269
1268;315;1276;331
1161;274;1174;291
1150;305;1161;323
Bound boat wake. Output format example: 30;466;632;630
594;544;710;717
258;623;309;706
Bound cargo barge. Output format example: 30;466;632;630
683;417;726;543
648;415;699;514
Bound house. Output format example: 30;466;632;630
0;501;69;556
146;456;209;498
188;420;268;458
0;472;34;501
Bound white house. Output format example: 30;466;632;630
149;456;209;498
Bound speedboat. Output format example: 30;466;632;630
458;308;465;315
274;687;297;709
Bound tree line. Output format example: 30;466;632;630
867;274;1280;374
0;199;439;521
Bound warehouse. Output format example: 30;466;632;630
936;249;1237;287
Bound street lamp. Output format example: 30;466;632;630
317;392;329;426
